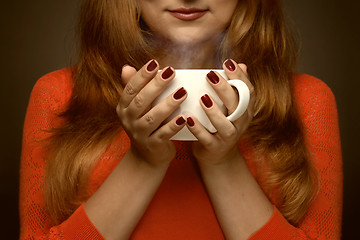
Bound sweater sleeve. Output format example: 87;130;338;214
249;74;343;240
19;70;105;240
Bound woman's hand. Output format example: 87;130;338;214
185;60;272;239
116;60;187;166
86;60;188;239
187;59;255;165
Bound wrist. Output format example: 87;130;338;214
197;149;246;175
127;147;172;170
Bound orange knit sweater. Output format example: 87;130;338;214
19;69;343;239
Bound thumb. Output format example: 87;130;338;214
121;65;137;86
238;63;248;77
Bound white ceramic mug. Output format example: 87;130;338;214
153;69;250;140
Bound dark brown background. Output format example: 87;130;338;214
1;0;359;238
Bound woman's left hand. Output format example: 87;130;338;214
187;59;255;165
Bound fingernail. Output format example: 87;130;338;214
201;94;213;108
225;59;236;71
207;71;219;84
176;116;186;125
174;87;187;100
146;60;157;72
187;117;195;127
161;67;174;79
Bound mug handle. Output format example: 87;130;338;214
226;79;250;122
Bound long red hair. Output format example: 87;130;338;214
46;0;317;225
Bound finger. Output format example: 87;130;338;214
150;115;186;143
223;59;254;93
136;87;187;135
206;70;238;113
186;116;216;147
235;63;256;117
126;66;175;118
223;60;255;116
120;59;159;108
199;94;237;140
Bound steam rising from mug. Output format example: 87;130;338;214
149;32;225;69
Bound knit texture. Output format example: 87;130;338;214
19;69;343;239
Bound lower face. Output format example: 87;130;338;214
139;0;239;46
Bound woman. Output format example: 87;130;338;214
19;0;343;239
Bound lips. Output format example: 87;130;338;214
168;8;208;21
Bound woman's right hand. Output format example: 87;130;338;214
116;60;187;166
85;60;187;239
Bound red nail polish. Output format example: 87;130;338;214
174;87;187;100
187;117;195;127
207;71;219;84
146;60;157;72
225;59;236;71
176;116;186;125
201;94;213;108
162;67;174;79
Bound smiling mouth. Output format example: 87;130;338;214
168;8;208;21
